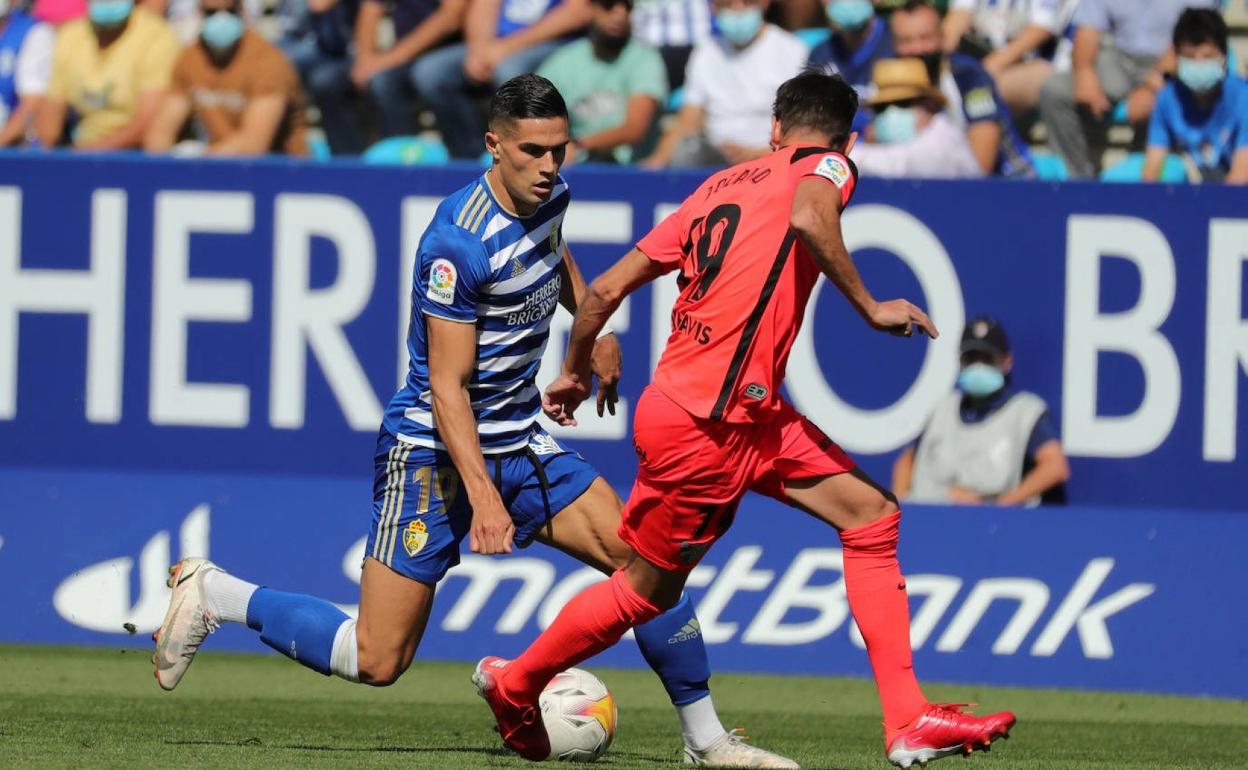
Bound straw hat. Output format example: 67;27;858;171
867;58;946;107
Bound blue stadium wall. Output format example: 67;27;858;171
0;153;1245;699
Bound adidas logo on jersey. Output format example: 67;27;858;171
667;619;702;644
510;257;525;277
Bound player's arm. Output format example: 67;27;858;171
995;439;1070;506
544;248;665;426
557;243;621;417
426;314;515;554
790;177;938;338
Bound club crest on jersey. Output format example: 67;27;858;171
427;258;456;305
403;519;429;557
814;155;851;188
549;224;561;254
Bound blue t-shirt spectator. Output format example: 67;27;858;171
1147;74;1248;177
808;17;893;96
945;53;1034;178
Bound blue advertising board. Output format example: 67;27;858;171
0;153;1246;697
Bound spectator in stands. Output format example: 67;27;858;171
143;0;309;156
0;0;54;146
641;0;806;167
891;0;1032;177
893;316;1069;507
941;0;1077;116
32;0;85;24
538;0;667;163
36;0;179;149
850;57;982;177
809;0;894;105
330;0;466;150
274;0;359;155
412;0;592;159
630;0;712;90
1144;8;1248;185
1038;0;1221;179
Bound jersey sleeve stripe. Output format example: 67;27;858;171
456;186;484;227
421;308;477;324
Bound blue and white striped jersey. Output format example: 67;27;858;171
383;173;571;453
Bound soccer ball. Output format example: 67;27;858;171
539;667;618;762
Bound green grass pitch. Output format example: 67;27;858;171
1;644;1245;769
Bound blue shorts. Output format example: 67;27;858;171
364;426;599;584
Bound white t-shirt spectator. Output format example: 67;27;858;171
950;0;1076;51
850;113;984;178
683;24;806;148
631;0;712;48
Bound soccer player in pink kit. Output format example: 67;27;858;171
473;70;1016;768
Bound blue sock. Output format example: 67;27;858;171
245;588;349;676
633;593;711;706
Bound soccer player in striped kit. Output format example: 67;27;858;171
152;74;796;769
475;70;1017;768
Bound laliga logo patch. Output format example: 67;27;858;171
404;519;429;557
427;258;456;304
814;155;850;188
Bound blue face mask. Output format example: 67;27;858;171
1176;57;1225;94
957;362;1005;398
827;0;873;31
716;7;763;46
201;10;245;51
88;0;134;26
874;105;917;144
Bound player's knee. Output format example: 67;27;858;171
848;488;899;530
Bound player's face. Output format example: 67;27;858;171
891;7;941;57
486;117;570;214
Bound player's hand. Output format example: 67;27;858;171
469;493;515;554
866;299;939;339
543;372;591;426
1074;67;1110;119
590;333;621;418
948;485;984;505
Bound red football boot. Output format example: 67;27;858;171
472;656;551;762
885;703;1016;768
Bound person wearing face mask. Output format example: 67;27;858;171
808;0;893;110
35;0;178;149
537;0;667;164
1037;0;1221;179
1143;9;1248;185
143;0;309;155
894;316;1069;507
849;57;982;178
641;0;806;167
890;0;1032;178
0;0;55;146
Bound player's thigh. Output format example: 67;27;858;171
784;467;898;531
531;476;630;575
356;557;436;685
757;404;896;531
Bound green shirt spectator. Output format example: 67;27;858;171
538;0;667;164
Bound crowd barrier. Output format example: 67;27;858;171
0;153;1245;696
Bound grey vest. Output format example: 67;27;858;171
908;390;1048;506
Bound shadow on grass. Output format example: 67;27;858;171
165;738;510;756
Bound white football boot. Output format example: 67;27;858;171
684;729;800;768
152;557;222;691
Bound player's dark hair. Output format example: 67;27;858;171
489;74;568;131
772;69;858;149
1173;8;1227;56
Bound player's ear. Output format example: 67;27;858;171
768;117;781;151
484;130;502;164
842;131;859;156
